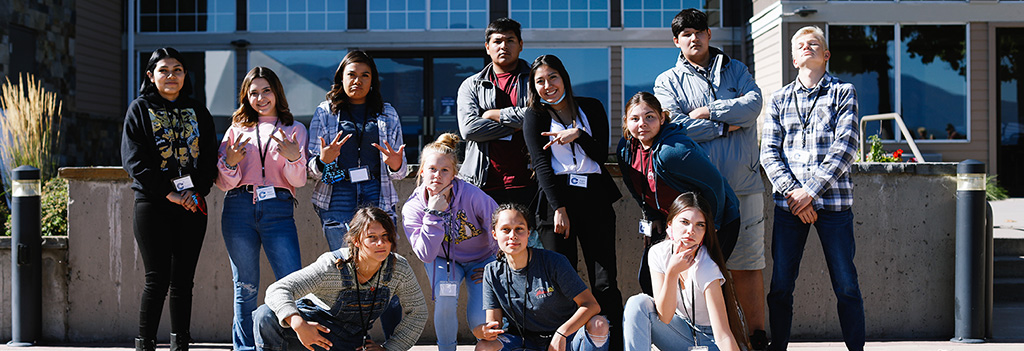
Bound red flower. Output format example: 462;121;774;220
893;149;904;159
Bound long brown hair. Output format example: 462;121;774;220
665;192;750;350
334;207;398;269
326;50;384;117
621;91;669;142
231;66;294;127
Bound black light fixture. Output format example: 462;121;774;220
230;39;250;48
786;6;817;17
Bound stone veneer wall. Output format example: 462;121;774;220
0;163;960;343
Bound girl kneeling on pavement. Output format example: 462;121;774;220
252;207;427;351
622;193;748;351
402;132;499;351
475;203;609;351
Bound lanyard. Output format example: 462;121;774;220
503;248;531;337
340;107;371;167
554;109;580;168
634;143;661;219
792;86;821;126
354;259;384;342
686;60;718;102
681;277;700;346
254;120;279;181
439;186;457;276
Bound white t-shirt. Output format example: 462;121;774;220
647;240;725;326
549;107;601;175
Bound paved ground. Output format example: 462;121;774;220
992;197;1024;239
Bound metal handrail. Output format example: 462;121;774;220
859;113;925;163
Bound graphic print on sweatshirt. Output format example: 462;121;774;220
449;210;484;245
149;107;200;170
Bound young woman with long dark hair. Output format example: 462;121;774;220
121;47;218;351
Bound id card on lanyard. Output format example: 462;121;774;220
255;121;279;201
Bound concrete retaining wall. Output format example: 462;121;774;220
1;163;958;343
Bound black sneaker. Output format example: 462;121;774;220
750;329;769;351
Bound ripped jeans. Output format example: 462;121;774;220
222;188;303;351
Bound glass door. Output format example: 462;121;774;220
370;51;486;162
997;28;1024;196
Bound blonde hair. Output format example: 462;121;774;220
791;26;828;52
417;132;461;185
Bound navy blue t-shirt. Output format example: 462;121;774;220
482;249;588;336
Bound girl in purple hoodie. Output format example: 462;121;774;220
402;132;499;350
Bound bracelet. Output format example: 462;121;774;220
222;155;238;170
556;331;567;339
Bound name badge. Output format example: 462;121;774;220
689;347;709;351
348;166;371;183
171;175;194;191
790;150;812;164
568;174;588;188
439;281;458;297
255;186;277;201
639;219;653;237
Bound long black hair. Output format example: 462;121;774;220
326;50;384;117
527;54;577;115
139;47;193;98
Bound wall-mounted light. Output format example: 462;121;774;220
783;6;818;17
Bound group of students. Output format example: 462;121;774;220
121;7;865;351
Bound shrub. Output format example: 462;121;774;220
5;178;67;236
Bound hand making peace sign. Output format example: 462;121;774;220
224;134;251;168
372;141;406;172
318;132;352;164
270;129;302;162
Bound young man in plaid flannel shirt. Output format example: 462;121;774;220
760;26;865;351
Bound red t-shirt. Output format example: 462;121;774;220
483;72;532;191
627;145;681;219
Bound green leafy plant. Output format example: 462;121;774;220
6;178;67;236
987;175;1009;201
866;135;904;162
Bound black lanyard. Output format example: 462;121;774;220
340;107;371;167
503;248;531;337
792;86;821;126
354;259;384;342
682;278;700;346
633;143;661;219
439;186;457;275
553;109;580;167
254;120;279;180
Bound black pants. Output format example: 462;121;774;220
536;182;623;350
133;198;208;339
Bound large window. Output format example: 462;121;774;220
369;0;427;30
248;50;347;126
138;0;235;32
623;48;680;101
248;0;347;31
829;24;967;142
511;0;609;29
521;48;611;122
622;0;719;28
430;0;488;29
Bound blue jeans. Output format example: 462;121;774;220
315;181;381;251
622;294;718;351
767;207;864;351
424;256;494;351
495;327;608;351
222;188;303;351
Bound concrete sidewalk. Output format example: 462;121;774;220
2;341;1024;351
992;197;1024;239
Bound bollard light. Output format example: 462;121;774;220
9;165;41;347
951;160;987;344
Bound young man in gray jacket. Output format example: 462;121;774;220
653;8;767;349
456;17;537;209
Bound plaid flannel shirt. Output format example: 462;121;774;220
760;73;859;212
306;101;409;219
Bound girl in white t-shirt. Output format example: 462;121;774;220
622;192;748;351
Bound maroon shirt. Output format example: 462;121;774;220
626;145;681;219
483;72;532;191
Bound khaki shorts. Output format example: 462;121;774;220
725;193;767;270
